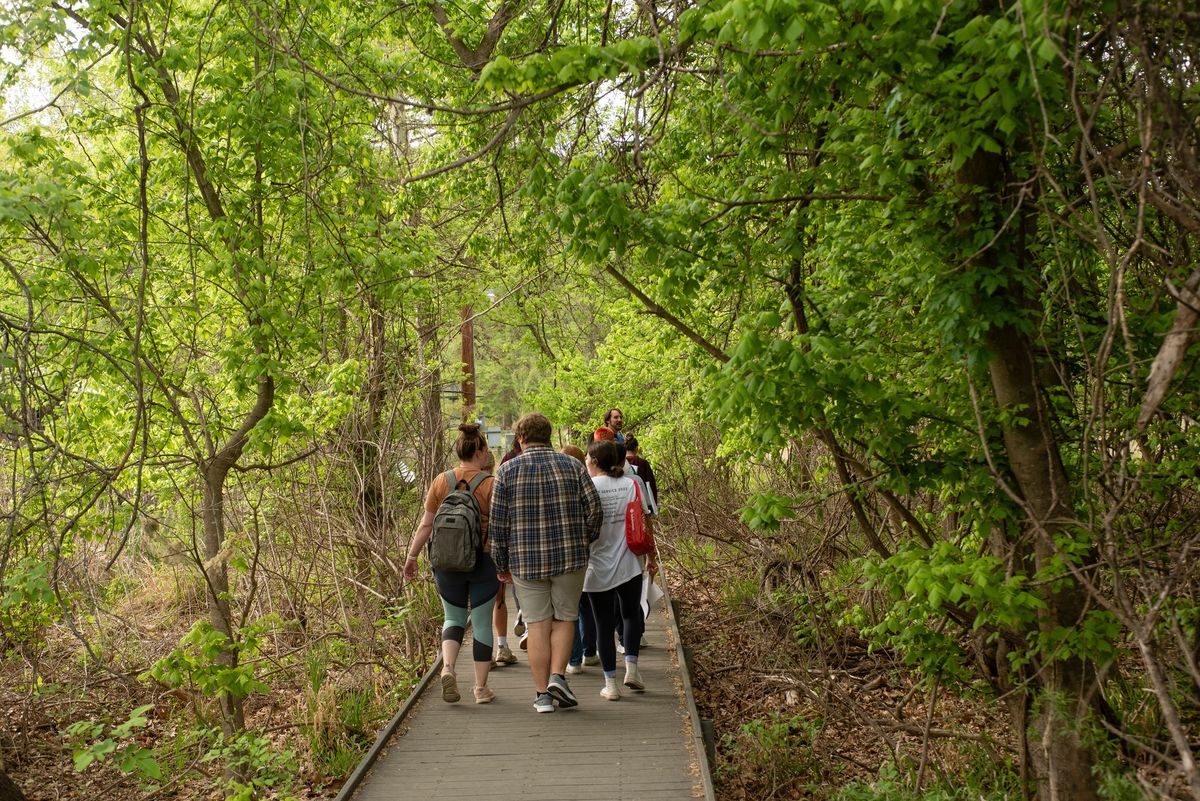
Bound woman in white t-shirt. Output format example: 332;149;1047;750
583;439;652;700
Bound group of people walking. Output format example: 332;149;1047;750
403;410;659;713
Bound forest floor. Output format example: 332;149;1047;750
2;552;1014;801
667;557;1018;800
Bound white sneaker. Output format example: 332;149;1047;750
582;654;599;666
566;663;584;674
616;642;625;655
623;663;645;691
601;677;621;701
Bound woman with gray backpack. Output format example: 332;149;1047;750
403;422;500;704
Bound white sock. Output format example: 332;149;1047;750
497;636;508;648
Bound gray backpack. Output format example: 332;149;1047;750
427;470;489;572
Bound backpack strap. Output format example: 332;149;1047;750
466;472;490;493
444;469;461;490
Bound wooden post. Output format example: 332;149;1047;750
461;305;476;419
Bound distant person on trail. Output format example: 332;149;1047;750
583;438;655;700
590;427;655;653
489;413;603;714
624;435;659;512
560;444;586;462
487;447;518;668
404;422;499;705
560;445;599;674
500;439;522;465
497;436;524;647
598;432;654;517
603;408;626;443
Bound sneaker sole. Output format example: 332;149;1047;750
474;689;495;704
547;684;579;708
601;690;621;701
441;673;460;703
534;702;555;713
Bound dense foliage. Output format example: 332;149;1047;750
1;0;1197;799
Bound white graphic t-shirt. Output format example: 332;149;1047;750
584;474;646;593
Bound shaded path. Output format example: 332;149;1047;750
344;586;713;800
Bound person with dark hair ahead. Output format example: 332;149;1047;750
583;438;654;700
489;413;603;713
404;422;499;705
624;435;659;512
602;407;625;443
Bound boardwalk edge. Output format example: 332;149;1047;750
334;652;443;801
662;573;719;801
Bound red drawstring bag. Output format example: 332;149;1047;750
625;480;655;556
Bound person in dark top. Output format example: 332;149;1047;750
624;435;659;511
500;439;522;465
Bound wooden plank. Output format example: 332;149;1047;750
350;595;706;800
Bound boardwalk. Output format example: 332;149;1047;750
345;589;713;801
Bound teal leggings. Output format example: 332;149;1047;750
434;554;500;662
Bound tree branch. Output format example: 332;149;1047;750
604;264;729;362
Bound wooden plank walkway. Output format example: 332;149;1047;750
346;591;712;801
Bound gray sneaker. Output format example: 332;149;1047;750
547;674;578;708
533;692;555;713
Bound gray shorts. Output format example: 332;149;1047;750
512;568;587;623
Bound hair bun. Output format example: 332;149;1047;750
459;422;481;434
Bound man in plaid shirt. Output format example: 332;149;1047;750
490;413;602;713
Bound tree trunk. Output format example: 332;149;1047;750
0;768;27;801
200;465;244;737
957;142;1101;800
986;319;1100;801
199;373;274;739
461;304;476;420
415;312;445;489
352;295;400;598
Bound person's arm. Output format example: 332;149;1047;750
582;472;603;543
644;515;658;576
490;475;511;580
403;510;436;580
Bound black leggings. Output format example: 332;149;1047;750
585;573;644;673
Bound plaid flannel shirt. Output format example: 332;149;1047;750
489;444;603;580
